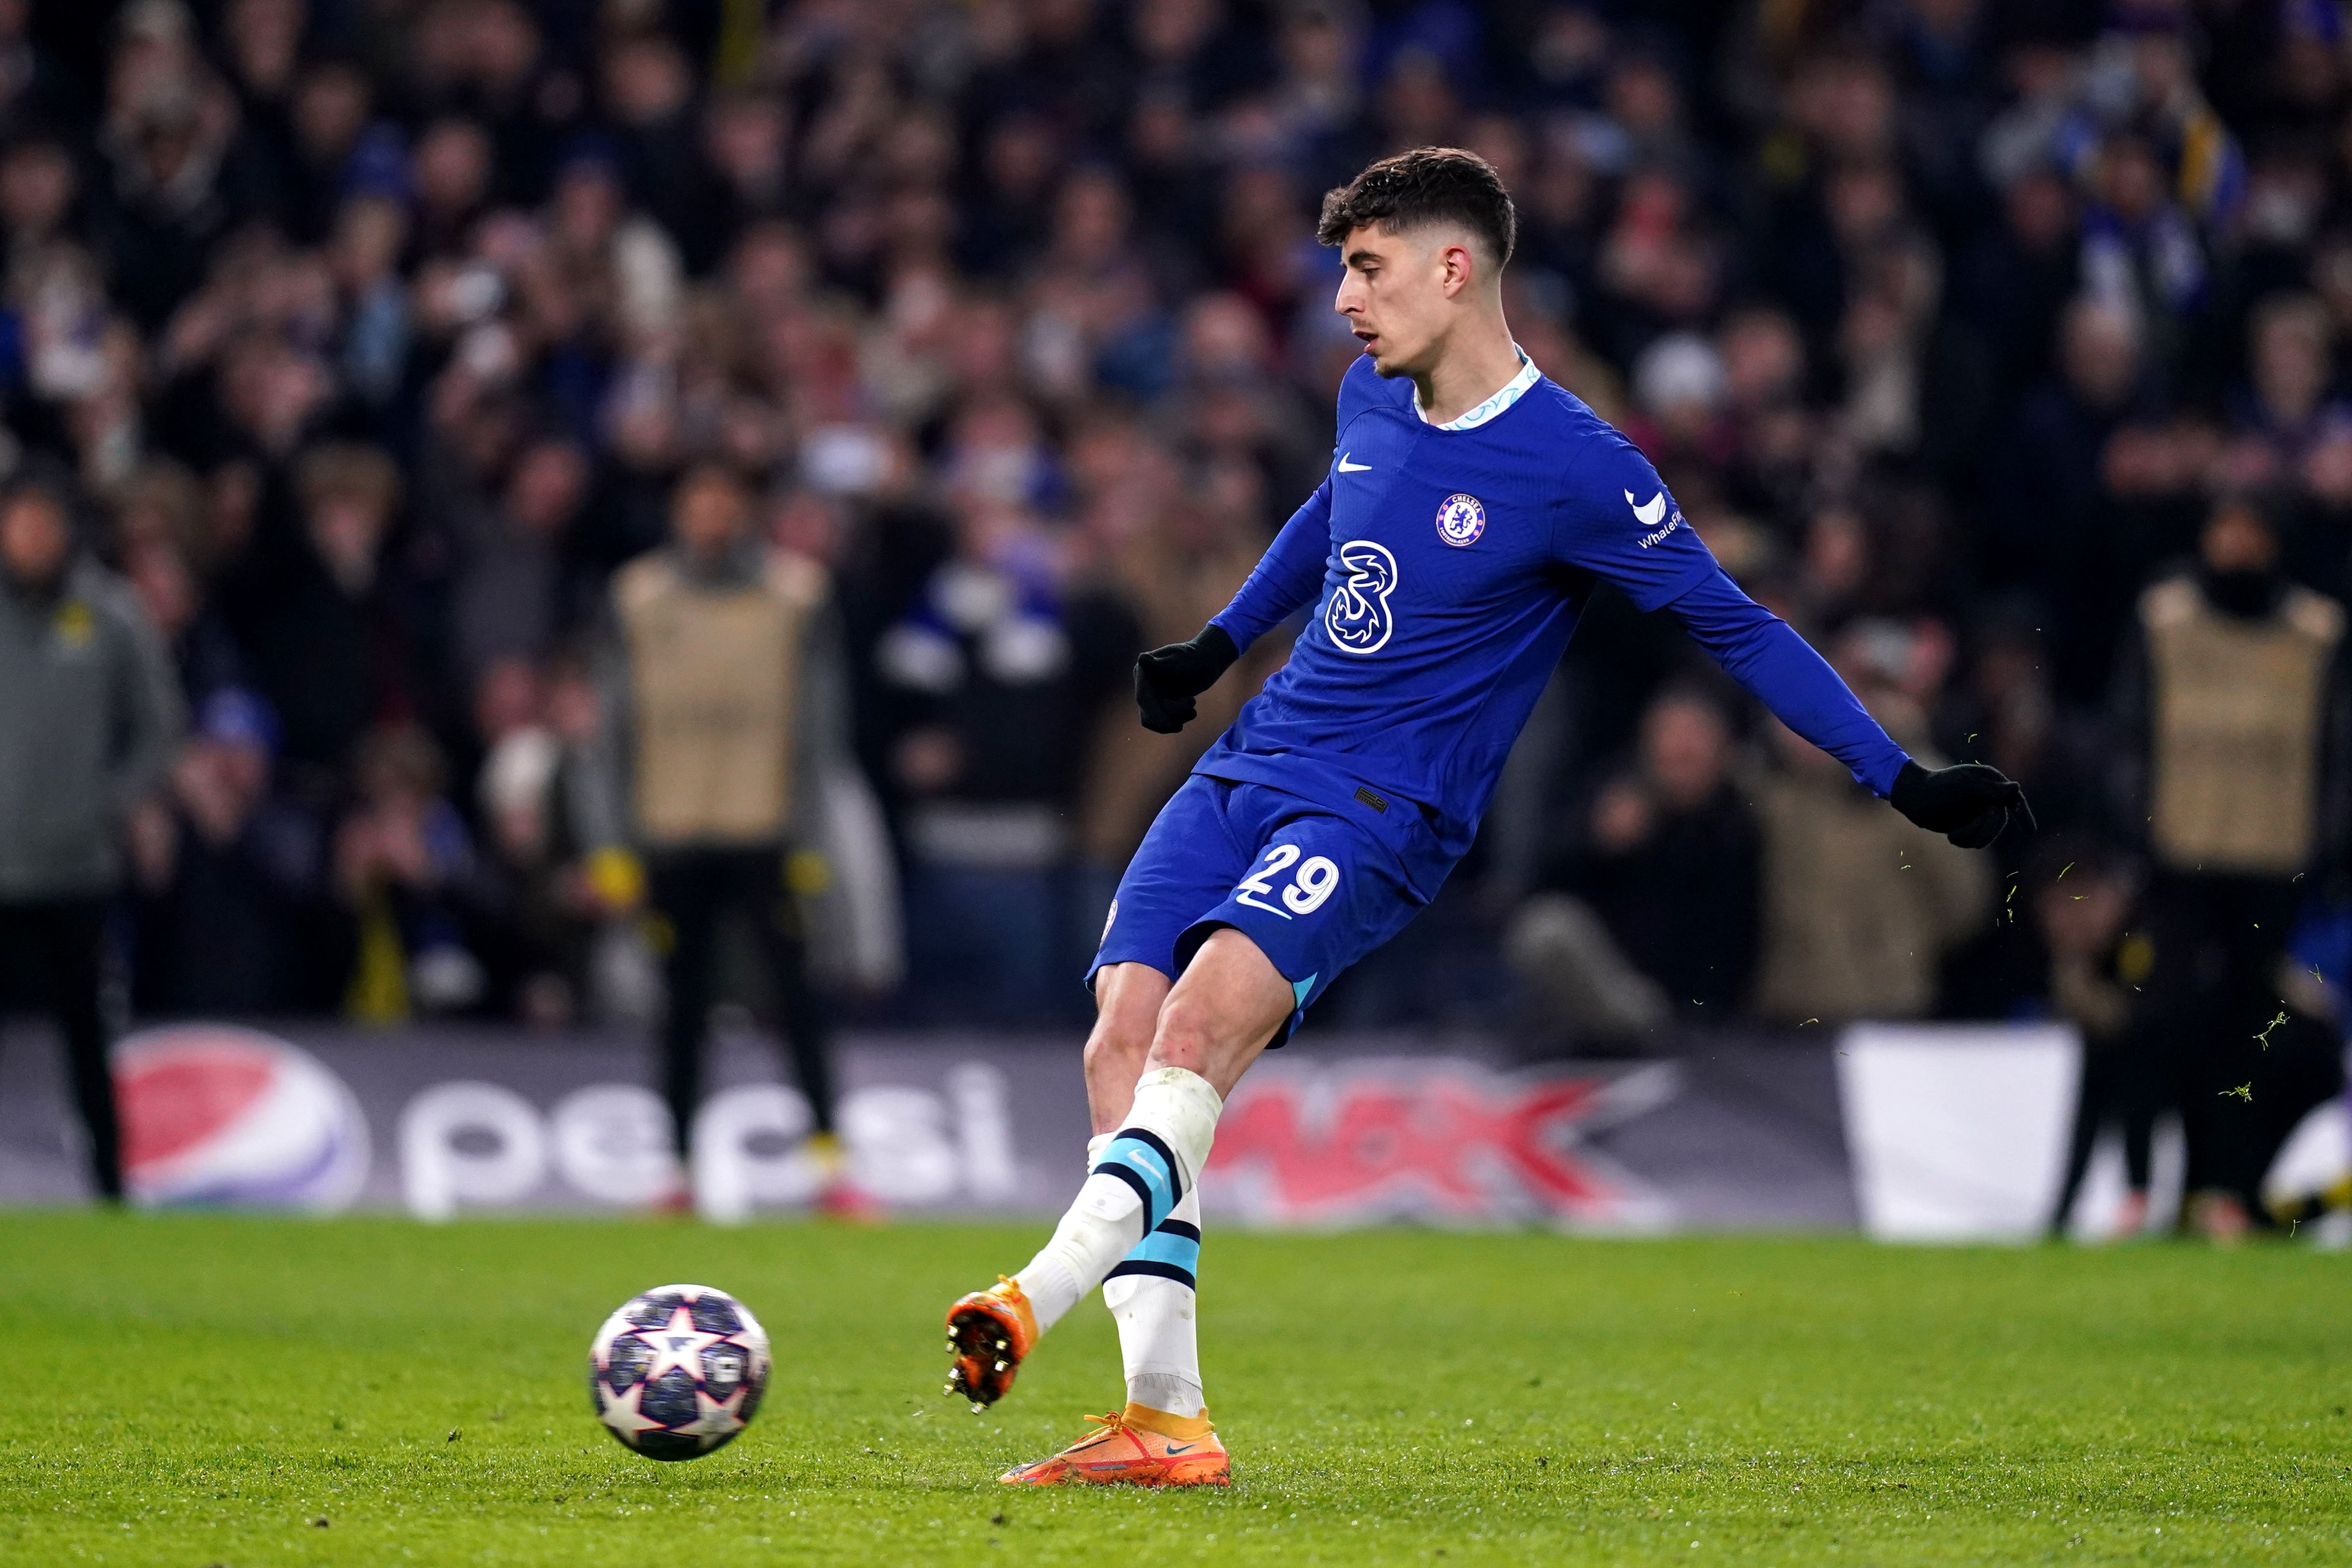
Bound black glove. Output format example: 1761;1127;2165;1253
1889;760;2036;849
1134;625;1240;734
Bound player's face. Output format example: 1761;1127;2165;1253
1333;223;1464;378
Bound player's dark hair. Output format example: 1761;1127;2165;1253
1316;147;1517;269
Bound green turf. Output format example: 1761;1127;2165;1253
1;1213;2346;1565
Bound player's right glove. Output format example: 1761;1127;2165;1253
1889;760;2035;849
1134;624;1240;734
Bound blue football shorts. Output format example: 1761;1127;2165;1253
1088;774;1428;1045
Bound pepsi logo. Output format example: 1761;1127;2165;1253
114;1026;371;1212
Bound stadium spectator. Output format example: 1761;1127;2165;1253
334;719;491;1020
542;646;664;1027
2038;837;2161;1241
447;433;590;685
1984;297;2158;700
7;0;2352;1070
474;691;588;1028
127;686;330;1016
229;441;408;782
874;490;1138;1023
589;464;851;1201
0;474;183;1201
1075;409;1292;869
1532;686;1762;1023
118;459;248;704
93;0;245;332
1751;707;1991;1026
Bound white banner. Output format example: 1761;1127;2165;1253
1836;1023;2081;1242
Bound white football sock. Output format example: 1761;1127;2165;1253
1016;1067;1222;1335
1104;1183;1204;1418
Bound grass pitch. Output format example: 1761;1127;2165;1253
1;1214;2346;1565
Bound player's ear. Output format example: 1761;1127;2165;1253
1438;240;1474;299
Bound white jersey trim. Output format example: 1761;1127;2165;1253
1416;348;1539;432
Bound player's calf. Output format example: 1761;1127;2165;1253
1081;961;1165;1127
941;1067;1221;1407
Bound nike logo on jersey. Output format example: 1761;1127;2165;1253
1336;454;1372;472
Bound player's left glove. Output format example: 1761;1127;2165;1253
1889;760;2035;849
1134;624;1239;734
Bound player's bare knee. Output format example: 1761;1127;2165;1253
1083;963;1164;1088
1144;991;1229;1077
1097;962;1165;1027
1081;1013;1151;1082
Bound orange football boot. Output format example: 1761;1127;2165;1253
943;1277;1036;1408
999;1405;1230;1487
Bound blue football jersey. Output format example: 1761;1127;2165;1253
1198;352;1907;897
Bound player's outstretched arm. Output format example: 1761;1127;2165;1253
1134;478;1332;733
1548;432;2031;847
1667;566;2034;849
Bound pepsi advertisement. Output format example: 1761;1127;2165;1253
4;1018;2338;1238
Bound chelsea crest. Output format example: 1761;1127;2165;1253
1435;492;1486;546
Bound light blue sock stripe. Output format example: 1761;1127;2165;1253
1121;1226;1202;1276
1101;1135;1179;1228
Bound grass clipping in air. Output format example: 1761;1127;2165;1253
2;1214;2347;1565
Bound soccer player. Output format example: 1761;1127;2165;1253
942;148;2031;1487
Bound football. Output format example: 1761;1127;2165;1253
588;1283;771;1461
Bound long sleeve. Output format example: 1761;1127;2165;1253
1209;479;1331;650
1666;567;1912;797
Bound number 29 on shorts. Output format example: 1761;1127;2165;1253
1234;843;1341;919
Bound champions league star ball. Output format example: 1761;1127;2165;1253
588;1284;771;1460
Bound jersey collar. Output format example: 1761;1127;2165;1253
1415;347;1538;432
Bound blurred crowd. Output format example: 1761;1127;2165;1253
5;0;2352;1220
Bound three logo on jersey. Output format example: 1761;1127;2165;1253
1326;539;1398;653
1322;471;1679;653
1323;480;1488;655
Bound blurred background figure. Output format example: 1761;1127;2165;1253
2115;492;2351;1237
127;685;330;1016
335;719;490;1021
1750;712;1990;1028
1506;686;1759;1049
875;492;1136;1025
2038;836;2160;1241
591;464;856;1209
0;474;183;1200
